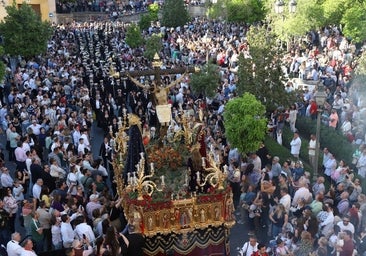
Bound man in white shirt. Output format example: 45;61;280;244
279;187;291;214
20;238;37;256
27;120;42;135
80;129;91;150
60;214;75;248
74;215;96;243
1;167;14;188
337;216;355;234
290;131;301;158
7;232;23;256
308;134;317;171
241;235;258;256
32;179;43;200
292;178;312;206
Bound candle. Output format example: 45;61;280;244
171;193;174;200
210;144;214;153
223;165;228;174
140;152;144;160
109;125;113;132
123;108;127;115
150;163;154;171
185;174;188;185
161;175;165;186
196;171;200;181
127;172;131;183
202;157;205;167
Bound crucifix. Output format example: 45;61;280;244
120;53;199;137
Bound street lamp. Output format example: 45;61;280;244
274;0;284;14
202;34;211;65
288;0;297;13
313;83;327;180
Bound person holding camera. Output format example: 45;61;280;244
30;211;45;254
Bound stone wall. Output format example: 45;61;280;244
56;6;206;24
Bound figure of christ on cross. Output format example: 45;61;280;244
126;72;189;142
127;72;188;107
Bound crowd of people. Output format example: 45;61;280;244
0;12;364;256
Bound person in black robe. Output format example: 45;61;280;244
124;114;147;184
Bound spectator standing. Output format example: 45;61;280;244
337;230;355;256
30;211;44;254
308;134;317;171
60;214;74;249
1;167;14;188
3;187;18;233
240;235;258;256
290;132;301;159
20;238;37;256
6;232;23;256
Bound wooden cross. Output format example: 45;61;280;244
120;53;199;124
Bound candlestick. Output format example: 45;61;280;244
223;165;228;174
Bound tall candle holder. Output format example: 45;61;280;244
198;152;228;190
110;109;130;197
126;153;164;200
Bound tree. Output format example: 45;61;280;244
208;0;265;23
0;2;53;59
144;33;163;61
161;0;189;28
322;0;349;26
237;26;296;112
266;0;323;41
190;63;220;98
0;46;6;82
226;0;265;23
224;92;267;154
125;24;144;48
341;2;366;43
148;3;159;22
139;3;159;30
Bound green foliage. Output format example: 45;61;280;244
278;0;323;40
341;2;366;43
0;2;53;59
190;63;220;98
264;135;312;173
322;0;349;25
237;26;296;112
144;33;163;61
139;14;152;31
223;93;267;154
208;0;265;22
0;46;5;82
139;3;159;31
125;24;144;48
148;3;159;21
226;0;265;23
161;0;189;28
207;0;223;19
293;116;356;165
